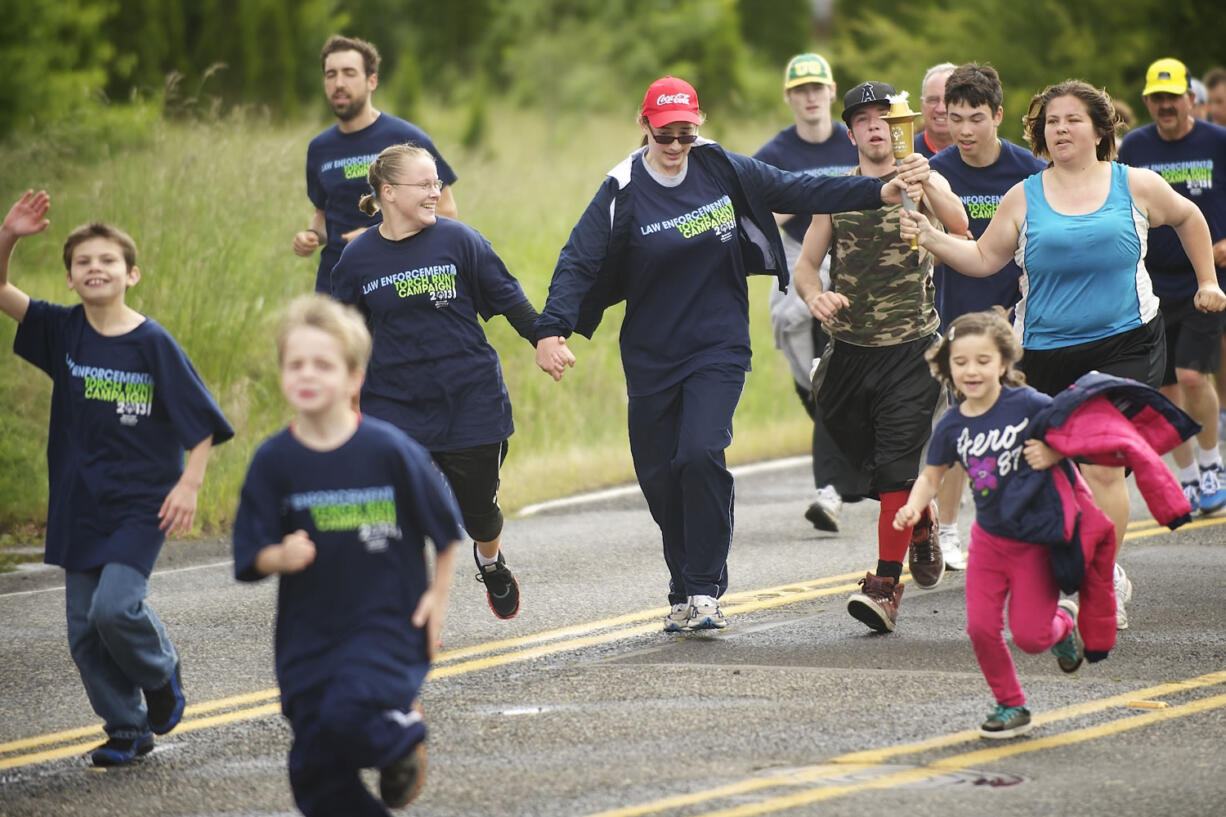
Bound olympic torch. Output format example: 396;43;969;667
883;92;920;251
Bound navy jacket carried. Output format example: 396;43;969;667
1000;372;1198;659
533;141;886;341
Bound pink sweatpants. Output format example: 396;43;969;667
965;521;1075;707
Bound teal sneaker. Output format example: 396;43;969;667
1051;599;1084;673
979;704;1032;739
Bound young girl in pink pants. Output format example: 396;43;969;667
894;309;1097;739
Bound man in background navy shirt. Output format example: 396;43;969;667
293;36;458;293
1119;57;1226;514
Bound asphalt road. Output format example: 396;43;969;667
2;458;1225;817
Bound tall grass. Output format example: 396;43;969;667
0;101;812;533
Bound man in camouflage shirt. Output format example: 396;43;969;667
793;80;968;634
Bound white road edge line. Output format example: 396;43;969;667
517;455;810;517
0;559;235;599
3;456;812;597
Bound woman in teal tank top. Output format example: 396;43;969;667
900;79;1226;629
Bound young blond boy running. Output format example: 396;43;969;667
1;190;233;766
233;295;462;815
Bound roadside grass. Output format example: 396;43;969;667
0;100;809;550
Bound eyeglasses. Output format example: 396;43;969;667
388;179;444;192
650;131;698;145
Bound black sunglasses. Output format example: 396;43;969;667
650;132;699;145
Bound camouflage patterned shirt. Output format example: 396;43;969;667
824;168;941;346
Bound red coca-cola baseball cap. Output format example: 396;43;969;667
640;77;702;127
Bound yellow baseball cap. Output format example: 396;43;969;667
784;53;834;90
1142;58;1189;96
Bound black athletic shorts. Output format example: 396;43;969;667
1159;295;1225;384
1021;315;1165;397
431;440;508;542
815;335;942;499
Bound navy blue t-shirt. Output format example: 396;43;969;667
753;125;858;244
930;140;1047;327
1118;121;1226;298
306;113;458;293
14;301;233;575
233;416;463;706
914;131;941;158
331;217;524;450
622;156;750;397
927;385;1052;539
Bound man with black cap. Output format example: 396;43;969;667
754;53;859;533
1119;58;1226;519
792;80;967;634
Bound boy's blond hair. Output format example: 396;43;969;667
61;223;138;272
276;295;372;374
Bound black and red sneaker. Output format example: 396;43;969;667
474;544;520;619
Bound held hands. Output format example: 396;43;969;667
1023;439;1061;471
892;503;923;531
535;336;576;381
1194;282;1226;313
3;190;51;239
292;230;320;257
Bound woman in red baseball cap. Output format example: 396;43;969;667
533;75;923;632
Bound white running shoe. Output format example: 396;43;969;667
1113;563;1133;630
804;484;842;532
686;595;728;630
663;602;690;632
939;526;967;571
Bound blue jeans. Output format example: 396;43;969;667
65;563;178;738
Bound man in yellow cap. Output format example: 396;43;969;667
754;53;859;533
1119;58;1226;531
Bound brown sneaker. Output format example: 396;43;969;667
847;572;904;632
907;501;944;589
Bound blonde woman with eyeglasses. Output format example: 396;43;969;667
331;142;541;623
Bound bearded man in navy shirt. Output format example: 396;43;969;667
292;35;458;293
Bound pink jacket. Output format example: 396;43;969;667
1039;396;1194;657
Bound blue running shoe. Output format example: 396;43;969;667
90;732;154;766
145;662;185;735
1198;464;1226;514
1182;480;1200;514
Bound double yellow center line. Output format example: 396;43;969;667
3;514;1222;777
0;571;868;770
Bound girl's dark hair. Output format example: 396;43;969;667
1023;79;1119;161
925;306;1026;399
357;143;434;216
